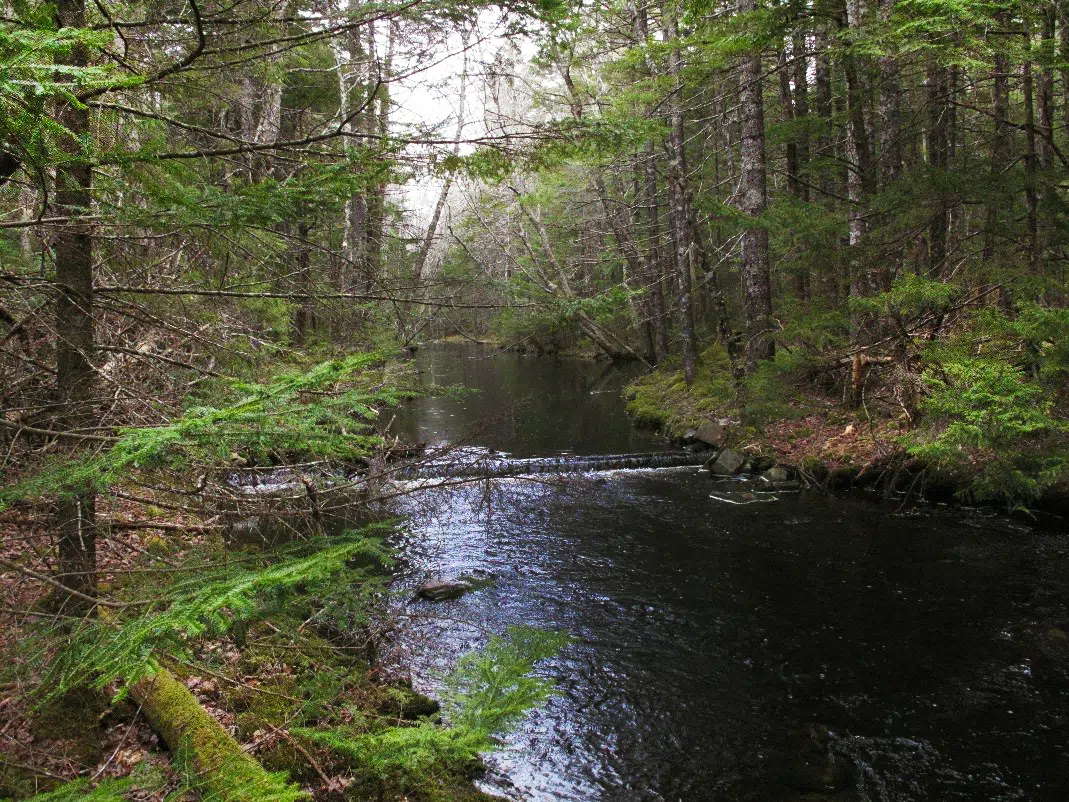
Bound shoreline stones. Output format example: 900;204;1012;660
707;447;746;476
762;465;803;492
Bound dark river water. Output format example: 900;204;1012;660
390;342;1069;802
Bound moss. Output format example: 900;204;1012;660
130;669;303;802
0;755;60;799
624;345;737;438
827;465;861;488
143;535;177;556
800;455;829;480
370;684;440;721
342;770;500;802
232;675;300;739
257;740;322;785
28;687;106;766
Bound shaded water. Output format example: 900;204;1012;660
390;343;1069;801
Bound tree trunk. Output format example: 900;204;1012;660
778;37;808;302
54;0;98;611
292;222;313;344
984;15;1011;308
341;13;368;292
813;23;838;301
632;1;670;363
739;0;775;371
130;668;299;802
1060;0;1069;134
365;20;395;290
927;62;949;278
664;1;699;384
844;0;873;347
411;33;469;290
876;0;901;290
792;25;810;201
642;145;670;363
1023;39;1040;275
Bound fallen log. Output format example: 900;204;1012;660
129;668;305;802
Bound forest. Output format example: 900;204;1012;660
0;0;1067;798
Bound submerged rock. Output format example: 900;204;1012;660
416;578;473;602
762;465;803;491
763;465;791;484
708;448;746;476
777;724;853;794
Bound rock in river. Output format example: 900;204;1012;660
777;724;853;794
707;447;746;476
762;465;791;484
416;578;473;602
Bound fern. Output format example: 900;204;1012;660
295;626;570;783
0;352;413;510
907;356;1069;507
438;626;570;736
15;778;135;802
15;764;167;802
38;527;393;700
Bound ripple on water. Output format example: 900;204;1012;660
384;344;1069;801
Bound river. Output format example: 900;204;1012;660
389;342;1069;802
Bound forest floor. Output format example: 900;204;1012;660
622;345;904;475
0;487;495;802
620;344;1069;514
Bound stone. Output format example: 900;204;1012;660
682;428;699;443
416;578;472;602
763;466;791;484
708;448;745;476
695;419;731;448
777;724;852;794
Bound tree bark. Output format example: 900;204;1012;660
739;0;775;371
292;222;313;344
365;20;395;290
844;0;873;347
632;2;670;363
664;1;699;383
1023;33;1040;276
927;62;949;278
53;0;98;611
341;12;368;292
778;36;808;301
876;0;901;290
984;14;1011;308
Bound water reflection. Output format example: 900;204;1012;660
389;344;1069;801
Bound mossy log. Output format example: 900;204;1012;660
129;668;304;802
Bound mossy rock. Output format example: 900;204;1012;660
748;453;777;473
257;740;323;785
827;465;861;488
372;684;440;720
28;687;107;766
230;675;307;740
800;456;829;480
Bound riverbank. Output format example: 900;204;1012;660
0;495;501;802
622;345;1069;516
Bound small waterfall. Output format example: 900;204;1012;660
399;451;709;480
